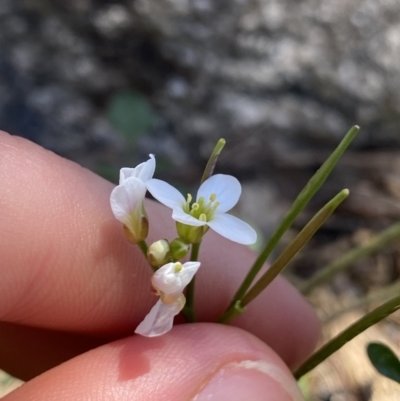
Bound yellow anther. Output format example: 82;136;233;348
212;201;220;212
199;213;207;222
174;262;183;273
209;193;217;202
186;193;193;204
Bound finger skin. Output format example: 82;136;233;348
0;322;107;381
0;131;319;369
3;324;303;401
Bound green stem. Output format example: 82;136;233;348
138;240;148;257
182;241;201;322
201;138;226;184
300;222;400;295
226;126;360;311
218;189;349;324
137;240;158;272
294;292;400;380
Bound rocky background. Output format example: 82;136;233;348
2;0;400;399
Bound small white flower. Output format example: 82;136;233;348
110;155;155;242
152;261;201;303
146;174;257;245
135;261;201;337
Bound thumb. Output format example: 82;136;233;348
4;323;304;401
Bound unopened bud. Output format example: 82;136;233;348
170;238;190;260
147;239;170;266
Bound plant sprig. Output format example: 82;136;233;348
225;126;360;312
218;189;349;323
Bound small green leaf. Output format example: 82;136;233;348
367;342;400;384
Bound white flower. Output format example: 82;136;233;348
146;174;257;245
135;261;201;337
152;261;201;303
110;155;155;242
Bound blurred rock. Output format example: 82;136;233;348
1;0;400;217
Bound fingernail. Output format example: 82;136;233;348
193;360;303;401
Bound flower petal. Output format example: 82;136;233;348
146;179;185;209
197;174;241;213
134;299;183;337
152;261;201;294
110;178;146;223
134;154;156;182
119;154;155;184
172;207;206;227
208;213;257;245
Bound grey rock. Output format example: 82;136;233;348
1;0;400;226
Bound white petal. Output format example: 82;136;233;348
197;174;241;213
146;179;185;209
172;208;206;226
180;261;202;286
208;213;257;245
134;299;182;337
110;178;146;223
152;261;201;294
135;154;156;182
119;154;155;184
119;168;135;184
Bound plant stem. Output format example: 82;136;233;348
218;189;350;323
201;138;226;184
225;126;360;311
137;240;158;272
182;241;201;322
294;292;400;380
300;222;400;295
138;240;148;256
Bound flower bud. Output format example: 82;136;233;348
169;238;190;260
147;239;170;266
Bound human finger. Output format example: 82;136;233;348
0;131;319;368
3;324;304;401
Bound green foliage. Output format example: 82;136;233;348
367;342;400;384
107;90;157;141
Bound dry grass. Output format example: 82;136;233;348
0;371;22;398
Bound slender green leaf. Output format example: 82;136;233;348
300;223;400;295
294;293;400;379
201;138;226;184
218;189;349;323
226;126;360;310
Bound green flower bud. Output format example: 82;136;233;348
147;239;170;266
169;238;190;260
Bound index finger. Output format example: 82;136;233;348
0;131;319;368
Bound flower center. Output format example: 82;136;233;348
183;193;220;222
